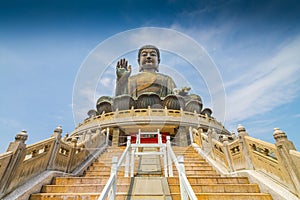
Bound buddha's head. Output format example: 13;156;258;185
138;45;160;72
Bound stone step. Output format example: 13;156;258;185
172;150;196;153
181;160;208;164
29;145;273;200
168;176;250;184
86;165;111;171
169;183;260;193
84;171;125;176
172;171;220;176
30;193;172;200
52;177;131;185
183;157;206;161
171;193;272;200
94;159;121;163
176;165;214;170
173;153;201;156
173;165;216;172
87;165;133;171
30;193;128;200
41;184;130;193
98;152;124;156
91;162;123;166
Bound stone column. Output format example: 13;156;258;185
197;127;203;147
273;128;300;196
105;127;110;145
188;126;193;144
82;131;87;142
223;140;234;172
67;138;78;173
237;124;254;170
85;129;92;148
207;129;215;159
0;130;28;197
112;127;120;147
175;126;188;146
47;126;62;170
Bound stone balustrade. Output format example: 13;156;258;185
0;126;107;199
72;107;227;136
192;125;300;197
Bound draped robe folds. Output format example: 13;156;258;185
116;72;176;98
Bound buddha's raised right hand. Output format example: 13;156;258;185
116;58;131;80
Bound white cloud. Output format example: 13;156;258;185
100;77;114;88
293;114;300;118
0;118;21;128
165;24;300;135
225;36;300;123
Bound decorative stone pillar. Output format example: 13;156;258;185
82;131;87;141
273;128;300;196
0;130;28;197
237;124;254;170
47;126;63;170
188;126;193;145
212;128;217;139
62;132;69;142
71;138;78;147
86;129;93;147
112;127;120;147
223;140;234;172
207;129;214;159
105;127;110;145
197;127;203;147
51;126;63;138
175;126;188;146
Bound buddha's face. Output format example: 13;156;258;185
139;48;159;72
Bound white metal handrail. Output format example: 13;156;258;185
98;162;117;200
98;136;131;200
166;136;197;200
99;132;197;200
129;129;168;177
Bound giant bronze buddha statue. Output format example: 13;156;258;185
93;45;209;116
115;45;176;98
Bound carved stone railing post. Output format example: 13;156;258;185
273;128;300;196
62;132;69;142
47;126;62;170
189;127;193;144
112;127;120;147
82;131;87;141
106;127;110;145
237;124;254;170
207;129;214;158
198;128;203;147
223;140;234;172
0;130;28;197
164;106;168;116
85;129;92;148
66;138;78;173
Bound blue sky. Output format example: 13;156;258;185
1;0;300;152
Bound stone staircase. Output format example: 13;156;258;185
30;146;131;200
168;146;273;200
29;145;273;200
